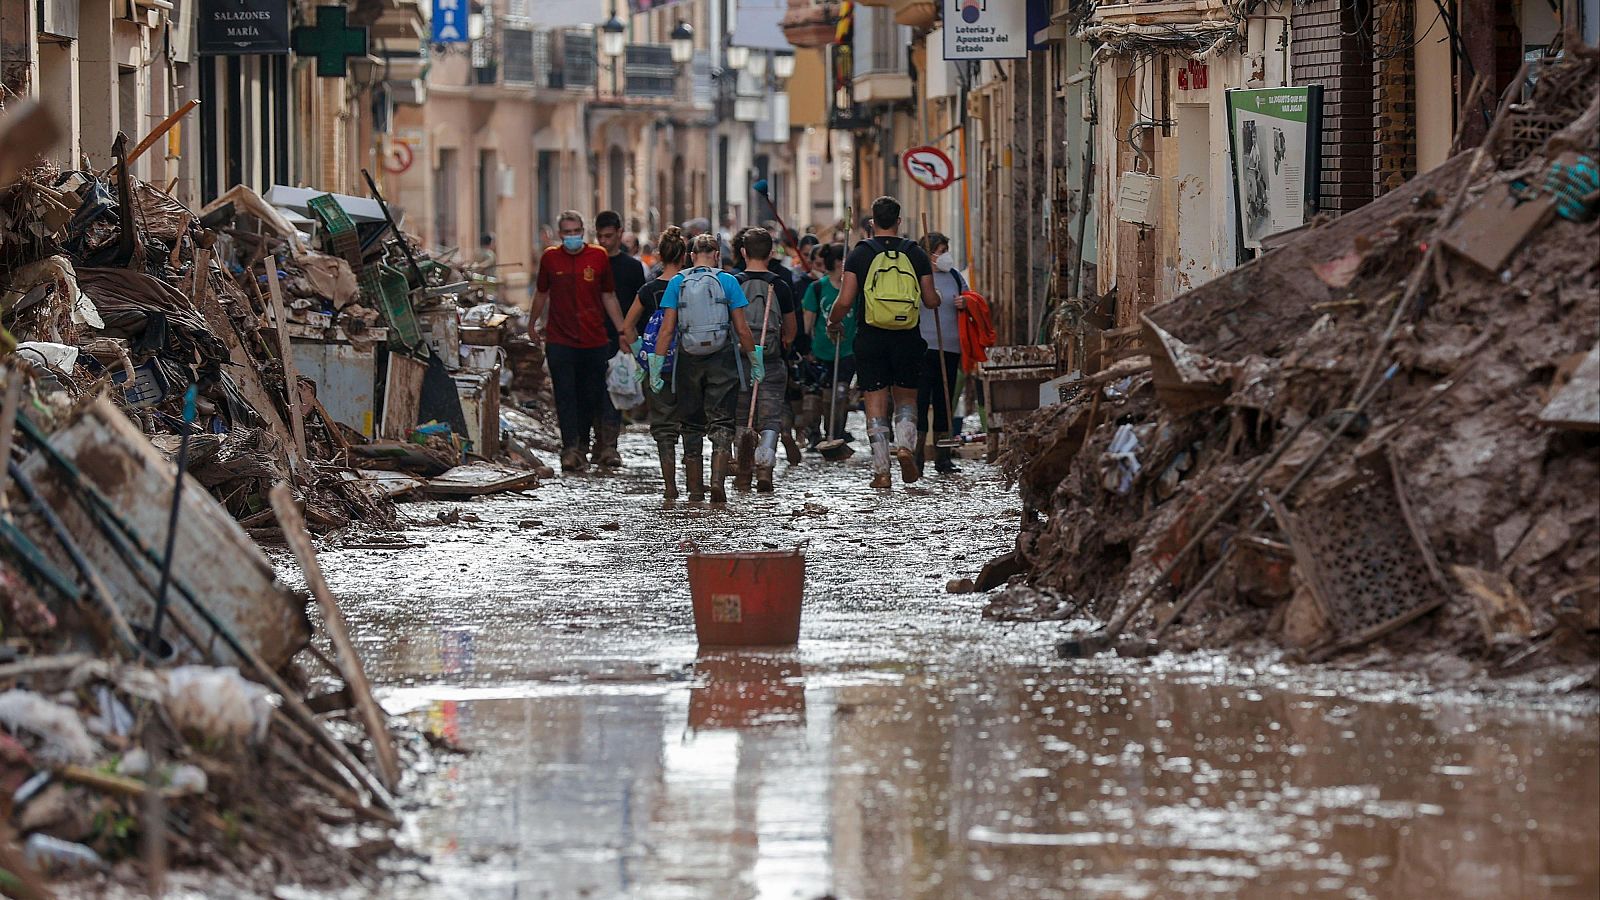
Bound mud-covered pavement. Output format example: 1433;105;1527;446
279;424;1599;900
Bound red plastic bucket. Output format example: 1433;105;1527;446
687;550;805;646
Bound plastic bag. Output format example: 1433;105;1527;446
607;351;646;410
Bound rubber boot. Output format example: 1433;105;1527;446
867;417;892;489
914;431;927;472
684;454;706;502
658;443;679;501
710;449;731;505
934;434;960;474
782;429;802;464
893;405;921;484
755;430;779;492
733;429;754;492
593;420;623;469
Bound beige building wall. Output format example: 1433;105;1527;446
1413;0;1455;173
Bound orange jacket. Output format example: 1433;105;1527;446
958;290;995;374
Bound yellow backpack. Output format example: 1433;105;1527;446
862;239;922;330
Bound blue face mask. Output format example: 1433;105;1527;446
562;235;585;252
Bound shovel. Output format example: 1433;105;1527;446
816;349;855;461
735;279;778;477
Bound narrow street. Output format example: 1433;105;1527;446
286;424;1599;900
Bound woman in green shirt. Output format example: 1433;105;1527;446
801;243;856;446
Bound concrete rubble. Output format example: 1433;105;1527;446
994;48;1600;677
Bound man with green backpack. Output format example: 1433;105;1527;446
825;196;940;488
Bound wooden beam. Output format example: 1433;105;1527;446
269;485;403;795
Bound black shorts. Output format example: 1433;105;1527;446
853;325;928;392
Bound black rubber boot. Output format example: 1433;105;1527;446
684;454;705;502
710;450;730;505
658;443;679;500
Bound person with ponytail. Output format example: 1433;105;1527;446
621;226;689;500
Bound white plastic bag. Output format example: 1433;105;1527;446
607;351;646;410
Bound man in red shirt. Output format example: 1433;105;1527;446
531;210;627;473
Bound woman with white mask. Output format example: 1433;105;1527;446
916;232;966;474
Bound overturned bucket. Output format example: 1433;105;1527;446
687;550;805;646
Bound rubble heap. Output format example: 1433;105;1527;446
996;48;1600;674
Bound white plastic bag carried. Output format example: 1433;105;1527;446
607;351;646;410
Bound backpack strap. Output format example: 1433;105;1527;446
952;268;968;293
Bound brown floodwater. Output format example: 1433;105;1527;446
287;426;1600;900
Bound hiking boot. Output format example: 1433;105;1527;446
561;448;588;474
684;455;706;502
870;472;892;489
709;450;730;505
755;466;774;493
896;447;921;484
658;444;679;501
782;431;802;465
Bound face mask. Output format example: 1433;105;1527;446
562;235;585;252
935;252;955;271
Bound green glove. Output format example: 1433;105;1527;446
749;347;765;382
630;336;644;356
648;354;666;393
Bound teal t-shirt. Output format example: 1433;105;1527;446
802;277;855;360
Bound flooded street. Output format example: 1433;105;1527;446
290;426;1599;900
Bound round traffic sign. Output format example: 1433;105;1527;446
383;140;415;174
902;145;956;191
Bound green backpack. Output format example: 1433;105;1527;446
862;238;922;330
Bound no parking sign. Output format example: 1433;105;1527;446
902;146;957;192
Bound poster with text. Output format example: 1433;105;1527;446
1226;86;1323;251
942;0;1026;60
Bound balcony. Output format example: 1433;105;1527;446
499;27;596;91
624;44;677;99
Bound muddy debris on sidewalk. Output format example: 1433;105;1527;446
0;115;502;892
995;48;1600;680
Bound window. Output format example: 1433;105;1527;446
435;148;458;249
537;150;559;239
608;146;626;214
477;150;498;245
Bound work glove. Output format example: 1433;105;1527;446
629;336;644;356
648;355;666;393
749;347;765;382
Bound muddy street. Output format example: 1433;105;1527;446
277;426;1600;900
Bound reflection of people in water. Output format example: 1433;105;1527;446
1273;127;1287;174
1241;120;1270;240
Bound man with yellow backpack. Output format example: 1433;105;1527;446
824;196;941;488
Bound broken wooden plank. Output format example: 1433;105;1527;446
264;259;308;465
269;485;403;795
422;464;540;498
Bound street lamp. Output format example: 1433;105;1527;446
600;9;627;60
773;51;795;80
725;43;749;71
670;20;695;64
747;49;768;80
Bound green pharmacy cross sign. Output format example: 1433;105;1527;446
293;5;370;78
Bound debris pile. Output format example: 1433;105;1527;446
2;158;551;530
0;383;413;891
998;49;1600;674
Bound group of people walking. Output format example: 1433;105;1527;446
528;194;981;503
